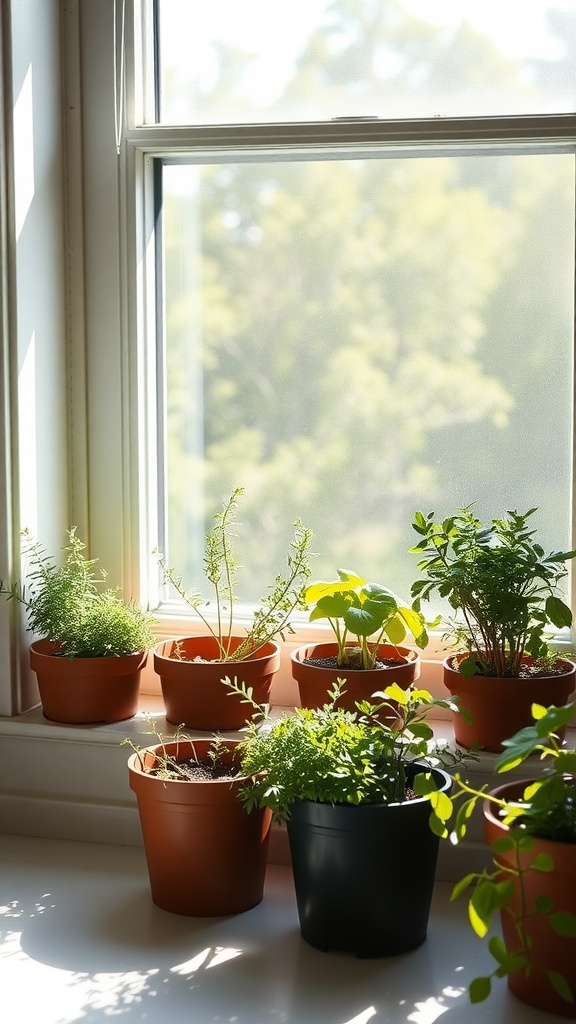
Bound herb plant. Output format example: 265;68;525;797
157;487;313;662
304;570;430;670
2;528;157;657
430;702;576;1006
227;678;465;823
410;506;576;678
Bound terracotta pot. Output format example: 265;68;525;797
443;655;576;753
29;638;146;724
128;739;272;916
153;635;281;730
291;642;420;712
287;763;451;956
484;780;576;1017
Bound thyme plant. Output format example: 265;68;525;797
410;506;576;677
2;528;157;657
157;487;313;662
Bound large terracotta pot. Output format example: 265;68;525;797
287;763;451;956
291;642;420;712
484;779;576;1017
29;638;146;724
444;655;576;753
128;739;272;916
153;635;281;730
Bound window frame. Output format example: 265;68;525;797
76;0;576;704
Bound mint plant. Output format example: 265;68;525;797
157;487;313;662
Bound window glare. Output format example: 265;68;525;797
156;0;576;124
160;154;574;604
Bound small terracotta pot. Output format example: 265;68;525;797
29;638;146;724
291;642;420;712
444;655;576;752
128;739;272;916
153;635;281;730
484;780;576;1017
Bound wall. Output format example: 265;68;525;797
0;0;69;716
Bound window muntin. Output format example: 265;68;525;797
155;0;576;126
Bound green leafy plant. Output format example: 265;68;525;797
1;528;157;657
410;506;576;678
430;701;576;1006
226;677;466;823
157;487;313;662
303;570;430;670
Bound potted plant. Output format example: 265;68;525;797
154;487;313;730
126;729;272;916
432;702;576;1017
1;528;157;724
291;569;430;711
410;506;576;751
231;678;462;956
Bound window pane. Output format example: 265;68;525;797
159;152;574;604
156;0;576;124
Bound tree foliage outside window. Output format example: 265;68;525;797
154;1;575;605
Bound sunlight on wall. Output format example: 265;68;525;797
13;66;35;240
18;331;37;537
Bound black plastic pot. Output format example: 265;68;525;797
286;763;451;957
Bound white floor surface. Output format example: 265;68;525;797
0;833;563;1024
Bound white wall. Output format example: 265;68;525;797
0;0;68;715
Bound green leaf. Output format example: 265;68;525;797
545;595;573;628
428;811;448;837
530;852;554;872
469;977;492;1003
488;934;509;965
549;912;576;938
458;656;480;678
384;613;407;645
344;602;388;637
397;604;428;647
451;873;479;901
548;971;575;1004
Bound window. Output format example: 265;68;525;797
127;0;576;618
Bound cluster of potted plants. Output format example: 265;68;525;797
4;496;576;1015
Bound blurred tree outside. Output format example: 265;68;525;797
159;1;575;605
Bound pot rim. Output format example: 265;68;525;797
153;635;281;664
291;641;419;669
443;652;576;679
30;638;148;665
127;737;259;785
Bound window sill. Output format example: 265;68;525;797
1;699;573;883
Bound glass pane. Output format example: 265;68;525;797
156;0;576;124
160;152;574;607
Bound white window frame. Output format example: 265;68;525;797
38;0;576;708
